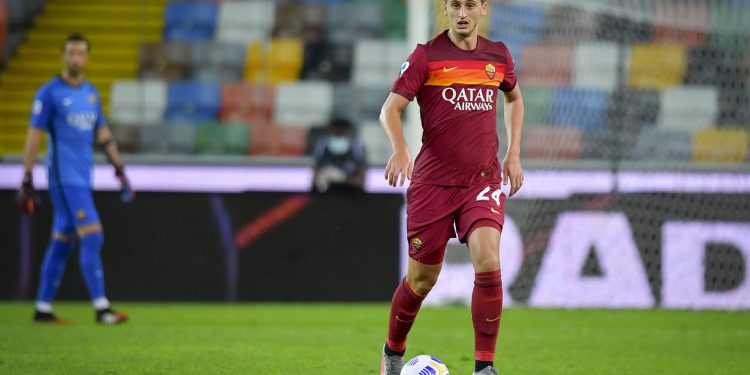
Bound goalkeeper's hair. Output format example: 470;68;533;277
62;33;90;52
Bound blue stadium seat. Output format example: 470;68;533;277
165;81;222;124
489;4;545;45
550;87;609;129
164;2;218;42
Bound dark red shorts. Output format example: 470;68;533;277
406;181;506;265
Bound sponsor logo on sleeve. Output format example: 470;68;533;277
400;61;410;77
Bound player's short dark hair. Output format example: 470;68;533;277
62;33;90;52
329;118;353;130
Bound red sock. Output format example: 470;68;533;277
386;278;425;352
472;269;503;362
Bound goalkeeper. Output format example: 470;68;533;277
17;33;133;325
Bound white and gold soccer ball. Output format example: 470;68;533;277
400;355;450;375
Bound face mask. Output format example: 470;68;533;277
327;136;351;156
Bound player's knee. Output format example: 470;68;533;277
79;230;104;253
474;250;500;273
407;272;439;296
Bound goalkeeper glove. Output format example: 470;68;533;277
114;165;135;203
16;171;40;214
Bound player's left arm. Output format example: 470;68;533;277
96;125;135;203
501;85;524;197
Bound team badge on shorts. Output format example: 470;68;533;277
88;94;97;104
485;63;496;80
412;237;423;251
76;209;87;220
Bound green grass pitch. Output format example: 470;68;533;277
1;302;749;374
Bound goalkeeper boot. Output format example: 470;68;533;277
380;344;404;375
33;310;73;325
473;366;500;375
96;308;128;325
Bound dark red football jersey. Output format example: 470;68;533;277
391;30;517;187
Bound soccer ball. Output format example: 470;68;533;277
400;355;450;375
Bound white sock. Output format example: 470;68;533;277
93;297;110;310
36;301;53;313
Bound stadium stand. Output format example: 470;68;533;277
0;0;164;155
0;0;748;164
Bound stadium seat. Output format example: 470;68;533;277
519;44;573;87
139;123;196;154
628;44;687;90
692;128;749;163
267;38;304;83
652;3;708;46
195;122;249;155
243;39;304;83
141;43;192;81
707;3;750;48
658;86;718;131
273;3;327;42
164;2;218;42
216;1;274;44
514;86;553;126
332;84;388;123
243;41;265;82
191;42;246;82
359;121;391;165
595;11;653;44
249;123;307;156
523;126;583;160
573;43;619;91
718;89;750;126
110;124;140;154
685;47;745;90
543;4;597;43
301;41;354;82
383;0;407;39
327;2;383;43
165;81;222;124
550;87;609;129
489;4;545;45
219;83;275;126
352;39;409;88
632;127;693;161
273;81;333;128
110;79;167;126
606;89;660;154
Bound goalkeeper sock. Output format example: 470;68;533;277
386;278;425;353
36;238;75;309
78;231;107;303
472;270;503;364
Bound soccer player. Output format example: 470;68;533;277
17;33;134;325
378;1;524;374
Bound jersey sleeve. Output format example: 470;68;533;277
94;88;106;129
391;44;428;101
499;43;517;93
30;87;53;131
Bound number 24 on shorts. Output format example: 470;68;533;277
476;186;502;206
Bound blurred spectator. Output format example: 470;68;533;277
312;118;366;193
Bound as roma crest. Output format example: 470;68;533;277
485;63;496;80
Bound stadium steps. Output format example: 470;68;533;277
0;0;166;156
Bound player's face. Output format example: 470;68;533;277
444;0;486;37
63;41;89;76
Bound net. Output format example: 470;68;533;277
421;0;750;309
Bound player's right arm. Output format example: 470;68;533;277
380;93;413;187
380;44;428;187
